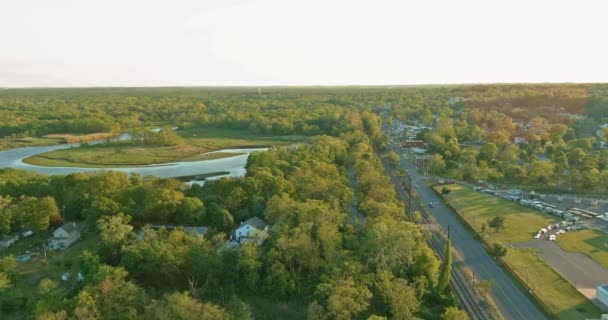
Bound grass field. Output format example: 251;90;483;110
438;185;558;243
22;127;301;167
437;184;602;320
557;229;608;270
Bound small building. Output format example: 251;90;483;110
597;286;608;308
49;222;80;250
234;217;269;246
403;140;425;148
0;235;18;249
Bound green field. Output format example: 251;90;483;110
22;128;302;167
437;184;602;320
557;229;608;269
438;185;558;243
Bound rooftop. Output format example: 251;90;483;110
241;217;268;230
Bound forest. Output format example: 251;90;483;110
0;105;464;319
1;84;608;319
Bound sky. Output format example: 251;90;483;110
1;0;607;87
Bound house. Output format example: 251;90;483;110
49;222;81;250
233;217;269;246
0;235;18;249
403;140;425;148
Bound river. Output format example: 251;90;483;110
0;135;267;180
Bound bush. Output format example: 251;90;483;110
493;243;508;257
441;187;451;194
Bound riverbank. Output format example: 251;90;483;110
22;145;247;168
20;128;302;168
0;132;120;151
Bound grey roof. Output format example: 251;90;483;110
59;223;78;234
241;217;268;230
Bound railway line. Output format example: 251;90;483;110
386;165;494;319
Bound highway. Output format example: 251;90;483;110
397;154;548;320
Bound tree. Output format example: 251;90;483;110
387;151;400;167
375;270;420;320
237;243;261;291
430;154;446;174
479;143;498;161
436;239;452;293
493;242;508;257
15;196;61;232
176;197;205;225
97;213;133;263
441;306;468;320
307;301;327;320
145;292;229;320
488;216;506;233
317;277;372;320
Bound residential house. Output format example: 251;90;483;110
49;222;80;250
0;235;18;249
233;217;269;246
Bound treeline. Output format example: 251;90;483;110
0;129;465;319
5;85;606;141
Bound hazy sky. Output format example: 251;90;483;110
1;0;607;87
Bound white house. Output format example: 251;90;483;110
233;217;269;246
0;235;18;249
49;222;80;250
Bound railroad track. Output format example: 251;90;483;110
386;166;493;320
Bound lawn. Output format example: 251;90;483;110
505;248;601;320
438;184;558;243
437;184;602;320
557;229;608;270
22;127;303;167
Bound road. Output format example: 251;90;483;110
398;154;548;320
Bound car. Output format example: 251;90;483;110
549;235;557;241
540;228;548;233
534;233;541;239
428;202;434;208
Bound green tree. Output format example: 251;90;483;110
318;277;372;320
488;216;506;233
493;242;508;257
441;306;468;320
387;151;400;166
430;154;446;174
375;270;420;320
436;239;452;293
